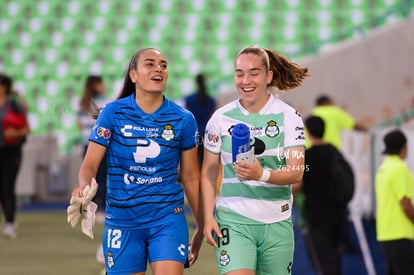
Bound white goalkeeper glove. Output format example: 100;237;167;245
67;178;98;239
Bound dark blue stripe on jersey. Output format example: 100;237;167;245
91;94;198;229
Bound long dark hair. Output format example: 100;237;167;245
0;73;13;95
236;46;309;91
195;73;209;105
117;48;158;99
79;75;103;112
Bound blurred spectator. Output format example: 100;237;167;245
0;73;31;238
375;129;414;275
312;94;367;151
312;94;365;253
184;73;216;168
77;75;108;219
299;116;352;275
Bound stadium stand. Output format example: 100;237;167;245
0;0;412;152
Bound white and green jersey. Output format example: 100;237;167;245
204;95;305;224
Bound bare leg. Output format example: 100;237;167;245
150;260;184;275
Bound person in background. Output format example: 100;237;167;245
312;94;366;253
70;48;203;275
375;129;414;275
185;73;216;168
312;94;366;151
299;115;350;275
0;73;30;239
202;45;309;275
77;75;108;220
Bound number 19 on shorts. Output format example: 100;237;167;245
216;228;230;247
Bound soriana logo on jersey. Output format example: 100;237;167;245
97;127;111;139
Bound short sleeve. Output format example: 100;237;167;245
88;104;113;147
203;112;222;154
284;108;306;148
393;164;414;201
336;107;355;130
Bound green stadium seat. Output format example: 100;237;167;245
2;0;413;153
276;0;307;11
306;9;340;42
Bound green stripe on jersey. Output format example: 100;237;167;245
220;182;291;201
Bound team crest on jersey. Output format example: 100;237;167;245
265;120;280;138
107;251;115;268
161;124;175;141
219;250;231;266
97;127;111;139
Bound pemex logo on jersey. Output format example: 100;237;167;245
161;124;175;141
265;120;280;138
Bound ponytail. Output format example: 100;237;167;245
236;46;309;92
263;48;309;91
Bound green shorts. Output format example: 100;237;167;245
215;219;294;275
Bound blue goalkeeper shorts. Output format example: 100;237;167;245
102;212;189;274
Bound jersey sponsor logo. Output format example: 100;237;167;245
121;125;133;137
205;130;220;146
129;165;156;172
177;244;186;256
123;173;163;185
281;203;290;212
174;207;183;214
287;261;292;273
97;127;111;139
121;124;160;138
295;134;305;140
295;126;305;140
133;139;161;163
161;124;175;141
265;120;280;137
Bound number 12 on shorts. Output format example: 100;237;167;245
107;229;122;249
215;228;230;247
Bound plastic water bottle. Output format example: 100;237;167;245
231;123;250;163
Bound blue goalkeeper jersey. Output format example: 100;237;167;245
89;93;198;228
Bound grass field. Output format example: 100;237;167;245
0;210;218;275
1;208;384;275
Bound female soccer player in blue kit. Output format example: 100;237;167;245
73;48;203;275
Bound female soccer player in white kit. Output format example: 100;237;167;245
202;45;309;275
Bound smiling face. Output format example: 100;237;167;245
129;48;168;95
234;53;273;111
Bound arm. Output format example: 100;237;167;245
4;124;30;139
291;180;303;196
401;196;414;223
180;146;202;226
180;146;203;266
234;146;305;185
76;142;107;196
353;122;367;132
201;150;222;247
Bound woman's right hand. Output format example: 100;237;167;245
203;216;222;248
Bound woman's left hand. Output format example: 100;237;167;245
233;157;263;181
